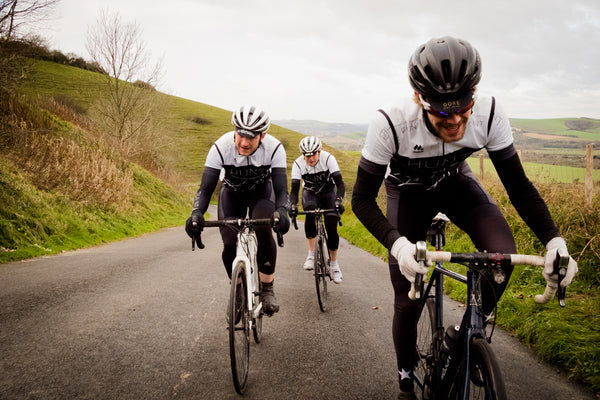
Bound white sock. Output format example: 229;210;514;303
307;251;314;258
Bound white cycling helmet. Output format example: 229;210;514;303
299;136;322;156
231;105;270;138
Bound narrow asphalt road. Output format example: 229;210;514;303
0;216;595;399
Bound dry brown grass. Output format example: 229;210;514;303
1;94;133;209
19;135;133;207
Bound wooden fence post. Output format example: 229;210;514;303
479;153;484;180
585;143;594;207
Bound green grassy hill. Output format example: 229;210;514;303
1;60;356;261
511;117;600;141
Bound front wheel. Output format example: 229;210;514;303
229;262;250;394
415;297;436;399
450;337;507;400
314;235;328;312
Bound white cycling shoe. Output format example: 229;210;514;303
331;263;343;284
303;255;314;270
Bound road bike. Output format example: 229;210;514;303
411;214;569;400
292;208;341;312
191;213;284;394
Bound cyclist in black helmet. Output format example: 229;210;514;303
185;105;290;316
351;36;578;399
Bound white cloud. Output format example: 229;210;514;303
44;0;600;123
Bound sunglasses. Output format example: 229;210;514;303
427;100;475;119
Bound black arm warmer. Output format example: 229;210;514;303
290;179;301;205
192;167;221;214
351;157;401;249
271;167;290;209
489;145;560;245
331;171;345;199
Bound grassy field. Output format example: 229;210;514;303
511;117;600;141
2;60;599;395
467;157;600;183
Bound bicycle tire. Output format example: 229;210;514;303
252;279;263;343
449;337;507;400
229;262;250;394
415;297;436;400
314;235;328;312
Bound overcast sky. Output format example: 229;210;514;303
44;0;600;124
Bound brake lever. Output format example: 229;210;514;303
272;212;284;247
409;241;427;300
191;217;204;250
555;248;569;307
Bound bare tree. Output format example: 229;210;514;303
0;0;59;40
85;9;166;161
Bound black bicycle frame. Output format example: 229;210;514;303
417;216;492;399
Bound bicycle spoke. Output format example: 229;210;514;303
229;264;250;394
314;236;328;312
415;297;435;399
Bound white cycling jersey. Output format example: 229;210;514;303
291;150;340;194
362;96;513;189
205;131;287;192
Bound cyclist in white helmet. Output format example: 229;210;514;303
185;105;290;316
352;37;578;399
289;136;346;283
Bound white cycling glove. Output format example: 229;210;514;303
543;237;578;288
391;237;430;283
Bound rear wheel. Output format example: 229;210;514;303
415;297;436;399
314;235;328;312
450;337;507;400
229;262;249;394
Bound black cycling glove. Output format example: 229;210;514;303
275;207;290;234
335;197;345;215
185;211;204;238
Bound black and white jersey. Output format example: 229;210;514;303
205;131;287;192
362;96;513;189
291;150;340;194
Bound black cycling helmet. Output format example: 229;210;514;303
408;36;481;100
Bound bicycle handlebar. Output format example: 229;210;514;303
291;208;342;230
409;241;570;307
191;216;283;250
203;218;275;228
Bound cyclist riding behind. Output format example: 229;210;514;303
185;105;290;316
289;136;346;284
351;36;578;400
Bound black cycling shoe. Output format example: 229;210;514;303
260;281;279;316
397;391;416;400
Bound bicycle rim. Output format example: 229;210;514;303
252;279;263;343
314;236;328;312
415;297;436;400
229;263;249;394
450;338;507;400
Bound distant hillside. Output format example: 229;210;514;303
275;117;600;155
273;119;368;137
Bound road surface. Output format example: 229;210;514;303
0;216;594;399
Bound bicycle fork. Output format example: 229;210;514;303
234;232;262;326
